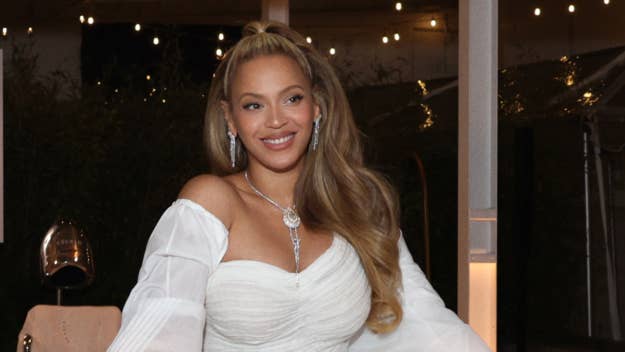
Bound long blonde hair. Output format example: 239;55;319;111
204;21;403;333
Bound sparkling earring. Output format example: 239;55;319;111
311;115;321;151
227;131;236;168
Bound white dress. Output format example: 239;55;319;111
107;199;490;352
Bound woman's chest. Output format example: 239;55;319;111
203;235;371;347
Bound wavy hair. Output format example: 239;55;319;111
204;21;403;333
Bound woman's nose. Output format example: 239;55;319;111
266;107;288;128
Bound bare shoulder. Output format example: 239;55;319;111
177;174;240;229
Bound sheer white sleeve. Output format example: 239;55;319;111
107;199;229;352
348;235;491;352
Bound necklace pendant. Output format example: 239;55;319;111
282;207;301;229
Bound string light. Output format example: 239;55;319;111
87;16;95;25
162;99;166;104
393;33;400;41
306;36;312;44
534;7;541;16
97;81;101;86
568;4;575;13
216;48;223;57
79;15;85;23
218;32;224;41
395;2;403;11
329;47;336;55
382;35;389;44
2;27;7;37
604;0;610;4
579;91;599;106
430;19;437;27
146;74;151;81
134;23;141;32
153;36;160;45
27;27;33;35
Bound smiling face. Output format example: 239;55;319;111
222;54;320;173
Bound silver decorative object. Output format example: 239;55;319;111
40;218;95;304
228;131;237;168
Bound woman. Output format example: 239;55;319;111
108;21;490;351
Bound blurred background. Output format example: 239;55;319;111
1;1;624;351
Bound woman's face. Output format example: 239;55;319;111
222;54;319;173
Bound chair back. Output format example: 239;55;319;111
17;305;121;352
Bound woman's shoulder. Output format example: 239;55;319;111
177;174;241;229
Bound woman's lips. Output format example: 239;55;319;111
261;132;296;150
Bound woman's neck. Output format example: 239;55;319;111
245;163;302;207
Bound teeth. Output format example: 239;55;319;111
264;134;294;145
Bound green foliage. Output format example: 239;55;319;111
0;39;209;350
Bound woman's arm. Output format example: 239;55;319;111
348;235;491;352
107;199;229;352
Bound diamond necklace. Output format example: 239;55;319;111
244;171;301;285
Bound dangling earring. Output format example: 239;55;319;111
311;115;321;151
227;131;236;168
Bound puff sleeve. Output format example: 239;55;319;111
107;199;229;352
348;235;491;351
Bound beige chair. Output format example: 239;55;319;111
17;305;121;352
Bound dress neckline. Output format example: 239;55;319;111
174;198;340;276
219;234;338;276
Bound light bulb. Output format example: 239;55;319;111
604;0;610;4
329;47;336;55
79;15;85;23
146;74;151;81
393;33;400;41
382;36;389;44
2;27;7;37
534;8;541;16
430;19;437;27
306;36;312;44
218;32;224;41
134;23;141;32
87;16;94;25
216;48;223;57
27;27;33;35
568;4;575;13
153;36;160;45
395;2;403;11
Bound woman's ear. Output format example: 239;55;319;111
220;100;237;135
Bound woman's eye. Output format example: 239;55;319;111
243;102;262;110
286;94;304;104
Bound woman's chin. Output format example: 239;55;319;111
256;154;308;174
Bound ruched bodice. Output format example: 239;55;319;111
204;234;371;351
108;199;491;352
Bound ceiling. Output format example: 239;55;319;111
0;0;458;27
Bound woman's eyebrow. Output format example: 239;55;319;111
237;92;264;103
279;84;305;94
